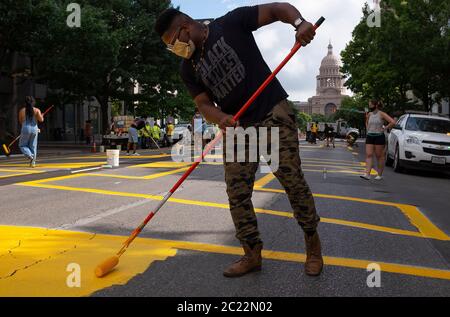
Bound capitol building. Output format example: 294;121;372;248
294;42;348;116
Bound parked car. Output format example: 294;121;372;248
386;112;450;173
172;123;192;143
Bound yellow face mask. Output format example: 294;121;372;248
168;39;196;59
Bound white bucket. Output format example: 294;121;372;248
106;150;120;167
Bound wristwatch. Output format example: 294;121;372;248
294;17;305;30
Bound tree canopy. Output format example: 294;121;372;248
341;0;450;114
0;0;196;133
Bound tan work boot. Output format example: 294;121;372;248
223;243;262;278
304;231;324;276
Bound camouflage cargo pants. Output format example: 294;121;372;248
223;99;320;246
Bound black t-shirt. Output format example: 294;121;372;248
180;6;288;125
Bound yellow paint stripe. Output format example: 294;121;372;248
128;161;223;169
254;173;275;188
0;168;44;174
28;174;85;184
300;157;361;164
395;204;450;241
127;161;192;168
162;239;450;281
255;187;449;241
0;173;30;179
303;169;378;175
16;182;439;240
302;160;364;168
302;163;365;170
1;225;449;297
0;163;104;169
87;167;190;180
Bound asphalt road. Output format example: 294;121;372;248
0;139;449;297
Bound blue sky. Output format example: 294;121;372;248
172;0;252;19
171;1;369;101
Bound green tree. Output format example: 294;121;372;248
341;0;450;113
332;95;367;132
296;111;312;132
1;0;195;134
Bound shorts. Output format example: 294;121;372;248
128;128;139;143
366;134;386;145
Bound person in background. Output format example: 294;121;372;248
127;123;140;156
166;121;175;146
151;123;162;147
109;118;116;134
192;109;205;155
141;122;152;149
84;120;92;145
324;123;335;148
361;100;396;181
18;96;44;167
310;121;319;144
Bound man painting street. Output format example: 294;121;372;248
155;3;322;278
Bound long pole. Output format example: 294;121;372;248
116;17;326;256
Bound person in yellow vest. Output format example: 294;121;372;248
140;122;152;149
310;122;319;144
151;123;161;148
166;122;175;146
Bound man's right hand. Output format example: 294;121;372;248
219;114;238;132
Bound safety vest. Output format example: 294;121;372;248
167;124;174;136
152;126;161;139
142;125;151;137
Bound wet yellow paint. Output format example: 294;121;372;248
0;225;177;297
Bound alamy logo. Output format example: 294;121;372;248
367;0;381;28
197;37;246;100
171;124;280;174
366;263;381;288
66;3;81;28
66;263;81;288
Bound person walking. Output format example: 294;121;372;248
84;120;92;145
360;100;396;180
18;96;44;167
324;123;335;148
155;3;322;278
126;123;140;156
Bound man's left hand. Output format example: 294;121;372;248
295;21;316;47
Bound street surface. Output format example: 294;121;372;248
0;139;449;296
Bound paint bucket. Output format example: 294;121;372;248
106;150;120;167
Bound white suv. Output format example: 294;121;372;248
386;112;450;173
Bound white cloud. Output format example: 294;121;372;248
250;0;365;101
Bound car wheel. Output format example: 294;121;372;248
393;144;403;173
385;144;394;167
